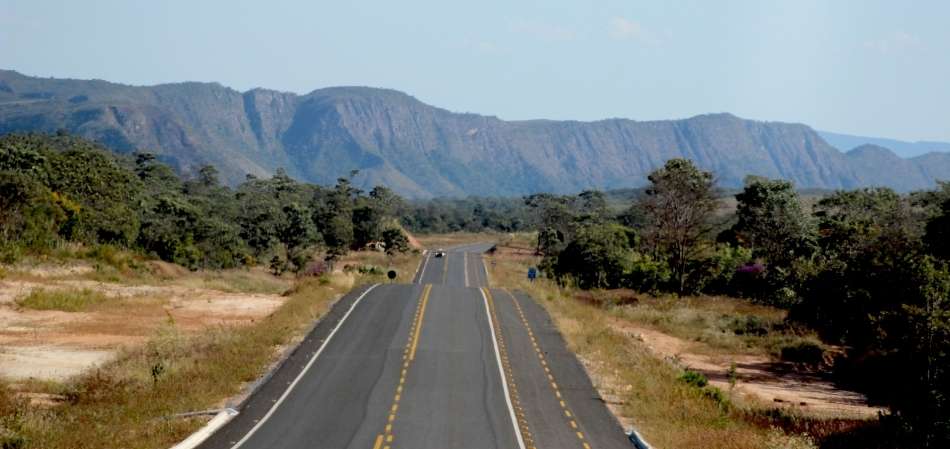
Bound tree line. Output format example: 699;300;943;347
0;133;411;273
529;158;950;447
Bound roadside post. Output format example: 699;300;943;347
387;270;397;283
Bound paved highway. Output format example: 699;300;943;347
199;244;631;449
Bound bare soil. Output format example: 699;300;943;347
0;269;286;381
611;319;883;419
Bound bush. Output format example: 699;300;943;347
779;339;825;365
299;261;328;277
679;369;709;388
723;315;772;337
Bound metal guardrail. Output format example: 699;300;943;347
628;429;654;449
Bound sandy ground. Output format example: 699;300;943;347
611;319;883;419
0;267;286;381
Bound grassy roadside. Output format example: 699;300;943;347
414;231;501;250
487;235;820;449
0;250;420;449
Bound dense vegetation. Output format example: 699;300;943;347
0;133;411;272
529;158;950;447
399;188;643;234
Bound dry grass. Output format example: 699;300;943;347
15;288;114;312
487;237;820;449
6;274;367;448
0;249;422;449
414;232;500;250
336;250;423;284
609;295;825;360
171;268;291;295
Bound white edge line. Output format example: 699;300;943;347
170;408;238;449
230;284;381;449
414;251;430;284
480;288;528;449
482;256;491;286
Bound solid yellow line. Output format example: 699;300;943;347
372;434;383;449
409;284;432;361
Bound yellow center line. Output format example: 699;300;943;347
502;288;592;449
408;285;431;360
372;284;432;448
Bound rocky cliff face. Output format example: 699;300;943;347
1;70;948;197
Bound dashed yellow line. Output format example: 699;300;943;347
502;288;592;449
372;284;432;449
482;288;537;449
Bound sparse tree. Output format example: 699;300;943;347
639;158;719;292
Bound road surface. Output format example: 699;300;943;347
199;244;631;449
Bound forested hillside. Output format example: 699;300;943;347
3;70;950;197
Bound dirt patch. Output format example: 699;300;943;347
0;273;286;381
0;346;113;381
611;318;883;419
403;228;423;250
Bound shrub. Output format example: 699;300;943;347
679;369;709;388
299;261;328;277
723;315;772;336
779;339;825;365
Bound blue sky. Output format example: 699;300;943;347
2;0;949;141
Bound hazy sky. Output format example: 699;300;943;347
2;0;948;141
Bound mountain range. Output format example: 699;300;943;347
818;130;950;159
1;69;948;198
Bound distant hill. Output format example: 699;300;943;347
819;130;950;158
2;69;949;197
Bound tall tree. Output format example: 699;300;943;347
639;158;719;292
732;176;813;267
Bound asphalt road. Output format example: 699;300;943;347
198;244;631;449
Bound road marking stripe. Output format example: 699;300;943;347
409;286;431;360
413;251;430;284
372;435;384;449
482;255;492;286
502;288;594;449
464;252;470;287
441;253;449;284
230;284;381;449
481;288;529;449
372;284;431;448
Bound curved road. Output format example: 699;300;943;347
198;244;631;449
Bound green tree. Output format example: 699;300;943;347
553;223;636;289
279;202;318;271
382;227;411;256
321;178;356;260
925;194;950;262
732;176;812;265
639;159;719;292
524;193;575;256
